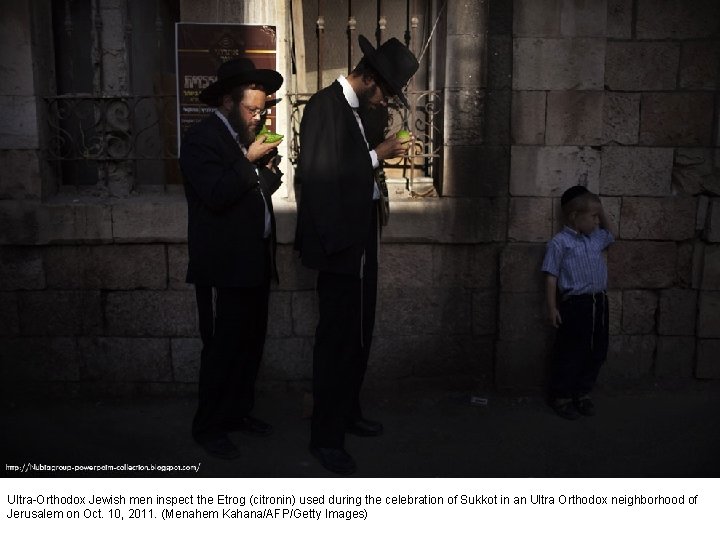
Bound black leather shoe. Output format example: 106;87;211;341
310;445;356;475
551;398;580;420
346;418;384;437
201;435;241;459
574;397;596;416
226;416;273;436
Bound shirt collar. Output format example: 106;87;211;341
337;75;360;109
562;225;583;237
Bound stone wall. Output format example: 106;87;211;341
500;0;720;387
1;0;719;396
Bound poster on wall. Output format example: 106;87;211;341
175;23;278;147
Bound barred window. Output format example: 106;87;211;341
47;0;180;194
289;0;443;197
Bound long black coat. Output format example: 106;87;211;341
294;81;376;276
180;113;281;287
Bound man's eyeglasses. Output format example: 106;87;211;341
240;103;267;119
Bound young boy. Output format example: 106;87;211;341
541;186;615;420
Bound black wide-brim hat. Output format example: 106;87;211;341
199;57;283;106
358;35;419;108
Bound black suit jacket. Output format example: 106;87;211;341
294;81;376;276
180;113;281;287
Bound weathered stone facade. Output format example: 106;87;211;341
1;0;719;396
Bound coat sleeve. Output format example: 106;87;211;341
180;128;260;213
297;96;354;255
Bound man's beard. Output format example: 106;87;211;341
357;82;378;110
227;102;255;146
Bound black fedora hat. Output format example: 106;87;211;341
199;57;283;106
358;35;419;108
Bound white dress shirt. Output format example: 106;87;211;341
337;76;380;200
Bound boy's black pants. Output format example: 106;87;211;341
551;292;609;399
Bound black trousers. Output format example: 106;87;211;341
550;292;609;400
311;206;379;449
192;278;270;444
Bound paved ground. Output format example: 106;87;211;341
2;381;719;478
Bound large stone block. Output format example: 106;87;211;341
708;199;720;243
274;244;316;291
0;2;34;95
608;241;676;289
0;150;42;199
267;291;293;338
680;42;720;90
658;289;698;336
640;93;715;147
601;335;656;380
0;247;45;290
442;145;509;197
0;292;19;335
508;197;553;242
513;38;605;90
546;91;604;145
111;197;187;242
19;290;102;336
0;337;79;381
291;291;318;337
0;96;38;149
80;337;172;382
697;291;720;338
484;90;511;145
672;149;719;196
701;245;720;291
273;201;297;245
444;89;485;146
489;0;513;35
365;336;416;380
607;0;632;38
605;42;679;91
432;244;498;289
473;290;498;336
655;337;696;378
636;0;720;39
41;202;114;244
167;244;191;290
510;146;601;196
377;288;472;336
171;337;201;383
259;337;312;381
447;0;488;36
621;290;657;334
410;335;494;379
607;289;622;335
559;0;608;37
696;339;720;379
600;147;673;196
498;291;549;340
676;241;694;290
500;243;547;292
619;197;696;241
105;290;197;336
488;35;513;90
511;91;546;145
0;201;114;245
44;245;167;290
378;244;434;289
513;0;561;37
384;198;507;244
602;93;640;145
495;334;552;389
445;34;486;88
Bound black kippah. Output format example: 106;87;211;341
561;185;589;207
